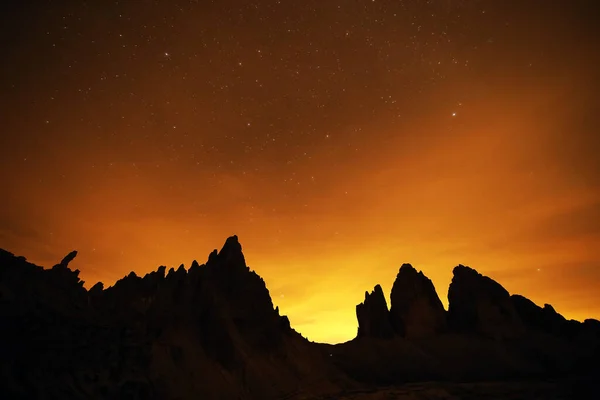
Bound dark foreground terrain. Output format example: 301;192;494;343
1;236;598;399
292;379;596;400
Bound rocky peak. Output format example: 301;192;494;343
216;235;246;268
356;284;394;339
448;265;524;338
208;249;219;264
389;263;446;338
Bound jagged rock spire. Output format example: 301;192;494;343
356;284;394;339
389;263;446;338
217;235;247;268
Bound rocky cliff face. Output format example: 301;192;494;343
356;264;538;341
510;294;584;339
356;285;394;339
344;262;600;386
355;264;447;339
447;265;525;339
389;263;447;338
0;236;352;400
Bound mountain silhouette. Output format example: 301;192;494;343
1;236;599;399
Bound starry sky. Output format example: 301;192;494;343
1;0;599;343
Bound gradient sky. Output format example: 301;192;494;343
1;1;599;343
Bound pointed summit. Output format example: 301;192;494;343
356;284;394;339
389;263;446;338
217;235;246;268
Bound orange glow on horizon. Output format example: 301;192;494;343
1;2;599;344
3;79;599;344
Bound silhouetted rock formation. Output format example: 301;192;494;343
389;263;447;338
511;294;571;336
0;238;353;400
355;264;447;340
356;284;394;339
338;262;600;387
447;264;525;339
57;249;78;267
2;240;600;399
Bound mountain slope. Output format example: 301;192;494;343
0;236;354;400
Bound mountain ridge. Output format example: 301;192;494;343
1;235;599;399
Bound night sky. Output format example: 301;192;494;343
1;1;599;343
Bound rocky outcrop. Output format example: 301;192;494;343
447;265;525;338
511;294;600;342
389;263;447;338
356;285;394;339
56;250;78;268
511;295;568;335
